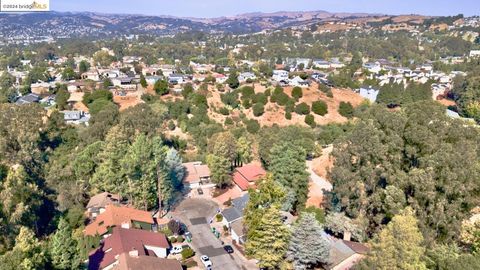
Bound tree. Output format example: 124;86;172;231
312;101;328;116
287;213;330;270
61;67;76;81
103;78;113;89
49;218;79;269
338;101;354;118
304;114;316;128
206;154;231;187
55;87;70;110
154;79;169;95
236;137;253;165
252;103;265;117
269;142;309;212
358;208;427;270
209;132;238;165
245;205;290;269
164;148;185;190
79;60;90;74
244;174;286;236
324;212;364;241
139;74;147;88
182;83;194;98
328;102;480;244
292;86;303;100
0;227;46;270
295;102;310;115
226;72;240;89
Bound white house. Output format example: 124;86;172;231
469;50;480;58
289;76;310;87
313;60;331;69
238;72;256;82
272;70;289;82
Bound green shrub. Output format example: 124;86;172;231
338;101;354;118
295;102;310;115
241;86;255;99
242;98;251;109
305;114;316;128
177;236;184;242
246;119;260;134
252;93;268;105
224;117;234;126
264;88;271;97
169;236;177;243
312;100;328;116
167;120;176;130
285;111;292;120
219;107;230;115
252;103;265;117
292;86;303;100
216;213;223;222
181;247;195;260
302;206;326;223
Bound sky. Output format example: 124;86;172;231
51;0;480;18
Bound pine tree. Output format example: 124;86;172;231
140;74;147;88
164;148;185;190
288;213;330;270
50;218;79;270
246;205;290;269
269;142;309;212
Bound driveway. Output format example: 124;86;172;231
172;198;256;270
306;160;332;191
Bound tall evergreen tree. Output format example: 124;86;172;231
288;213;330;270
245;205;290;269
269;142;309;212
50;218;79;270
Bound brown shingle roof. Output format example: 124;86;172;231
86;192;122;209
88;227;170;270
113;253;182;270
183;161;211;184
84;205;154;236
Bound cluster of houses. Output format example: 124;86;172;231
83;192;181;270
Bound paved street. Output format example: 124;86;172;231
172;198;257;270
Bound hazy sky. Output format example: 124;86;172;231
51;0;480;18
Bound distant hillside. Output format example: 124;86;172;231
0;10;431;39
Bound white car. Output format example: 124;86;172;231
200;255;212;268
171;246;183;255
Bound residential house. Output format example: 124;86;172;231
221;194;249;227
84;205;154;237
15;93;40;105
86;192;123;219
469;50;480;58
230;219;246;245
272;70;289;82
145;75;163;85
358;87;379;103
111;77;137;91
182;161;212;189
363;62;382;74
62;110;91;125
313;60;331;69
213;73;227;84
322;231;369;270
238;72;256;82
30;82;51;95
289;76;310;88
168;74;185;85
330;58;345;69
232;163;266;191
88;227;170;270
82;71;100;81
112;253;182;270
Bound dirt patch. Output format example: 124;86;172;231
312;145;334;180
306;181;325;208
436;98;456;107
113;94;143;111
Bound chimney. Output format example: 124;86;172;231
343;230;352;241
129;249;139;257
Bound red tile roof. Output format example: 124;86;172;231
232;163;266;191
84;205;154;236
183;162;211;184
88;227;170;270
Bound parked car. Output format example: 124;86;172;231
223;245;234;254
171;245;183;255
201;255;212;268
197;188;204;195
